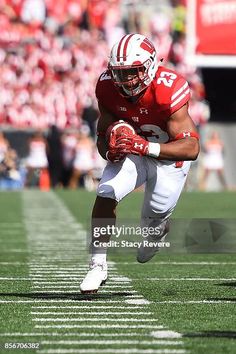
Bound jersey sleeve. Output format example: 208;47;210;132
95;70;112;104
169;77;191;114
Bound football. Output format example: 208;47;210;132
106;120;135;143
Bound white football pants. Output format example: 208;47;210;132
97;154;191;220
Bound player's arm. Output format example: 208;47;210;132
116;103;200;161
158;103;200;160
96;102;114;159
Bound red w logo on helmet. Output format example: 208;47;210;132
140;38;155;54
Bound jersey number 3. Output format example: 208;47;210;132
157;71;177;87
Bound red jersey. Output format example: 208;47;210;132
96;66;190;143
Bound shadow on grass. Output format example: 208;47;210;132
184;331;236;339
0;291;135;301
216;282;236;287
207;297;236;302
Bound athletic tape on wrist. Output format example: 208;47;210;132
147;142;161;158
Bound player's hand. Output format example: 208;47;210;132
106;148;126;163
115;134;149;156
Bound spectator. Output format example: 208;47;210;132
69;124;95;190
200;131;227;191
46;124;63;188
61;130;77;188
0;132;9;163
25;131;48;187
0;147;22;190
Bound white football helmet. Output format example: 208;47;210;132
108;33;158;97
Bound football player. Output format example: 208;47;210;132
80;33;200;293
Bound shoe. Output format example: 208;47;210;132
137;220;169;263
80;262;108;294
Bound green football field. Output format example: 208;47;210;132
0;190;235;354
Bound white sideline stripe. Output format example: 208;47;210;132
116;261;236;266
31;312;152;315
151;331;183;339
32;318;158;322
35;325;164;329
37;349;186;354
41;340;183;345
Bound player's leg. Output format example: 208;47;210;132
217;169;227;190
80;155;147;293
137;160;191;263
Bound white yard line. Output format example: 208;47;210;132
31;312;152;315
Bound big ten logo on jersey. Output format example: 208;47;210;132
139;124;169;143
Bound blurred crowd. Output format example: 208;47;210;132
0;0;209;131
0;125;106;190
0;0;217;190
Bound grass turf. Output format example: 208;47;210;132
0;190;235;354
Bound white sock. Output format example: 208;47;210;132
91;252;107;265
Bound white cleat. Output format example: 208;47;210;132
80;262;108;294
